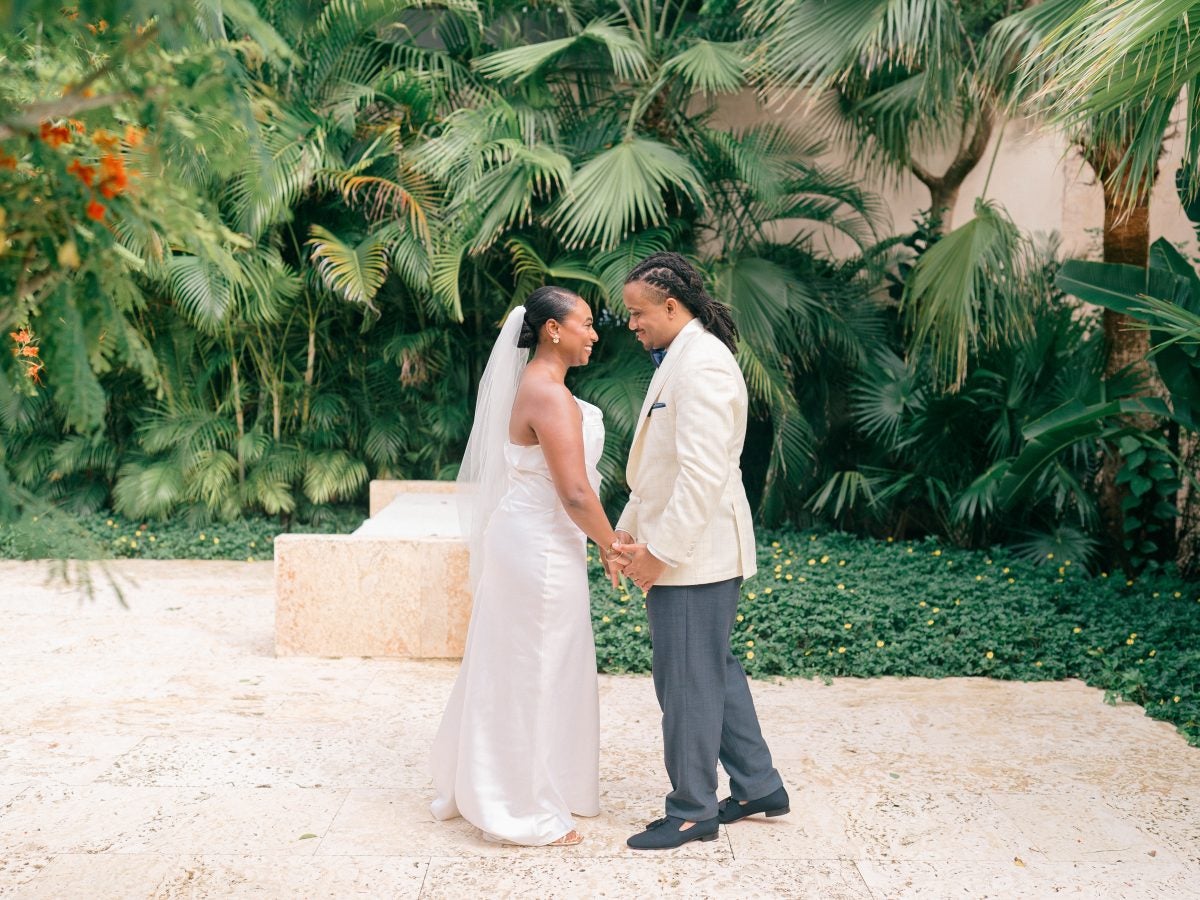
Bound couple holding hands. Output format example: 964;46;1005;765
430;253;789;849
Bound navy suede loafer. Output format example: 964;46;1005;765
717;786;790;824
626;815;720;849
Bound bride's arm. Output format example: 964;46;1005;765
526;383;621;562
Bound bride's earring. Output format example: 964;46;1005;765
552;334;560;344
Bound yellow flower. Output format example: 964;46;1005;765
199;533;206;541
1149;650;1156;657
250;541;256;548
106;519;114;526
876;640;885;648
1131;632;1138;639
932;607;940;613
771;541;780;548
798;576;806;583
736;614;744;622
246;556;254;562
746;651;755;660
1064;560;1071;566
746;592;756;600
838;560;846;566
602;615;610;623
932;549;941;557
1002;567;1010;574
985;651;994;660
1174;592;1182;598
837;646;846;654
785;574;793;581
746;640;754;648
926;619;934;626
907;547;914;554
1007;578;1015;584
1126;580;1135;587
807;559;816;566
784;559;793;566
886;536;894;543
1034;661;1043;667
1073;627;1082;634
1126;638;1135;646
843;622;852;630
763;588;772;595
1152;592;1160;598
809;535;816;541
918;601;927;608
1174;696;1181;703
836;583;846;591
954;599;961;606
820;555;830;564
620;595;630;603
149;536;156;542
129;540;137;549
774;565;782;573
634;625;642;633
1101;572;1108;578
212;537;220;545
984;558;992;565
975;575;983;582
1046;552;1054;560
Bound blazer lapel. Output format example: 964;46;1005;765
629;319;704;455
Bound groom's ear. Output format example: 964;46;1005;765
664;297;678;318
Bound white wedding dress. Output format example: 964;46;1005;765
430;397;603;844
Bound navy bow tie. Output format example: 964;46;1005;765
650;348;667;368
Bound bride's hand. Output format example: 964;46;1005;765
603;542;631;590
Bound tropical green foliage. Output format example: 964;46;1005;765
1;0;883;527
4;0;1200;577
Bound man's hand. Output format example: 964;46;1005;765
614;542;667;592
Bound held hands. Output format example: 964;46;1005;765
600;530;635;590
612;540;666;592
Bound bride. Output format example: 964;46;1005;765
430;286;624;846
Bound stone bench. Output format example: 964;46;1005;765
274;480;471;658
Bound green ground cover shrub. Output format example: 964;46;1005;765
590;530;1200;746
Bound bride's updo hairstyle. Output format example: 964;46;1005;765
517;286;582;349
625;251;738;354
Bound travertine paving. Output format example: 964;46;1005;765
1;560;1197;899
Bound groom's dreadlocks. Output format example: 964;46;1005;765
625;252;739;354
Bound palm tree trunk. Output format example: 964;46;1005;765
229;350;246;486
910;107;995;233
1087;138;1161;571
302;321;316;428
1177;431;1200;576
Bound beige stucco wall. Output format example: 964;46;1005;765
708;92;1199;263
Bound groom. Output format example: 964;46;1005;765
611;253;788;850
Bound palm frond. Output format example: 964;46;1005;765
662;40;747;95
902;198;1031;390
551;138;708;250
307;225;389;312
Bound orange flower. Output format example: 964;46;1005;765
25;360;44;385
98;154;127;197
67;159;96;186
39;122;71;148
20;345;39;357
68;119;85;133
10;329;30;343
86;199;106;220
0;151;16;170
91;129;120;152
124;125;145;147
